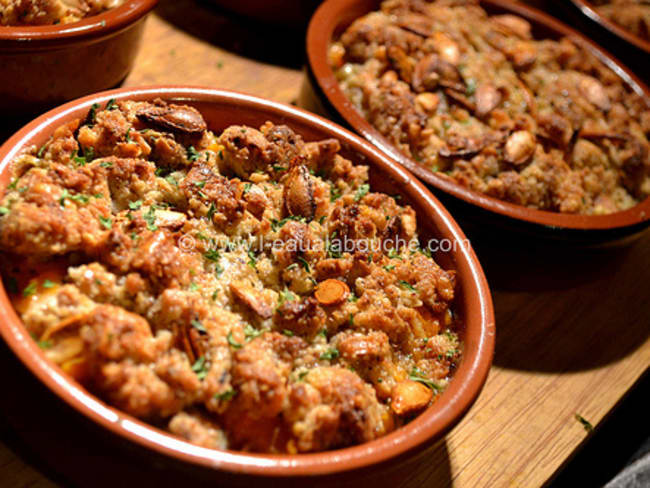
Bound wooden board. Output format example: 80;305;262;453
1;2;649;487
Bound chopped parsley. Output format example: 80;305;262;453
7;178;18;190
189;282;199;292
272;165;287;172
227;331;242;349
247;249;257;269
193;180;206;189
98;216;112;229
243;182;252;195
144;206;157;231
100;161;113;168
206;203;216;220
214;389;236;401
409;367;442;391
165;174;178;187
187;146;200;162
0;207;9;216
354;184;370;202
42;279;56;289
466;79;477;96
87;103;99;126
191;356;208;380
297;257;310;273
330;185;341;202
326;232;342;259
37;144;47;158
244;324;262;341
129;200;143;210
22;282;37;297
398;280;416;292
37;340;52;349
191;319;206;333
125;128;133;143
277;288;296;308
270;215;305;231
73;154;87;166
105;98;117;110
204;249;221;262
282;329;294;337
320;348;339;361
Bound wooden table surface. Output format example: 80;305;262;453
1;1;649;487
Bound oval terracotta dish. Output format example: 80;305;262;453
304;0;650;245
0;87;494;483
568;0;650;54
0;0;158;115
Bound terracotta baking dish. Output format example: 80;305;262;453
568;0;650;54
303;0;650;245
208;0;321;26
0;0;158;115
0;87;494;483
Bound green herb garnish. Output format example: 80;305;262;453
22;282;37;297
144;206;157;231
297;257;310;273
191;356;208;380
129;200;142;210
191;319;206;333
354;184;370;202
214;389;236;401
99;216;112;229
187;146;200;162
320;348;339;361
227;331;242;349
409;367;442;391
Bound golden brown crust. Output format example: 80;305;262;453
0;99;461;453
332;0;650;215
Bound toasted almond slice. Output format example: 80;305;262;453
391;380;433;416
155;209;187;230
504;130;536;165
230;280;274;318
314;279;349;306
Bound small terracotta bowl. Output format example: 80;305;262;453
0;87;494;484
304;0;650;245
568;0;650;55
208;0;321;26
0;0;158;115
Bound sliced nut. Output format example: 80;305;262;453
284;163;316;221
432;31;461;65
415;92;440;113
579;76;611;112
314;279;349;306
475;83;502;118
230;280;274;319
155;210;187;230
387;45;415;84
413;54;464;93
391;380;433;416
137;101;207;135
504;130;536;165
492;14;532;39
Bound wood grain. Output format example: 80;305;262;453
0;1;649;487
